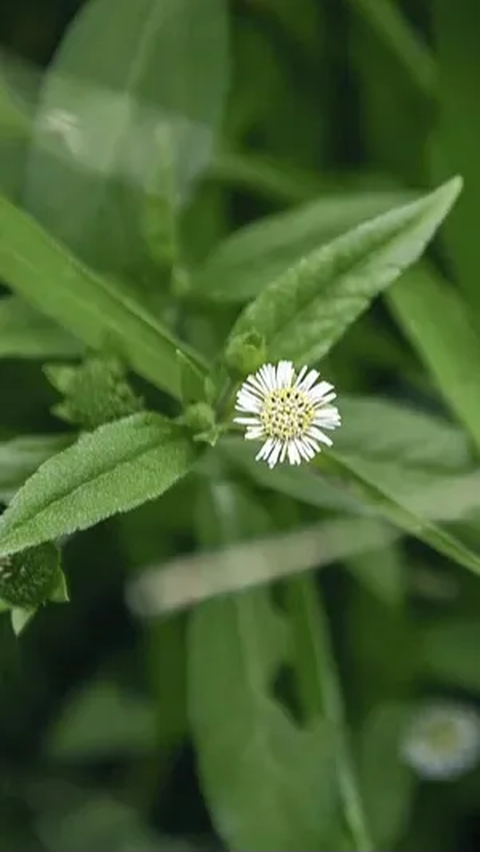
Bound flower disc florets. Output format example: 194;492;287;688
234;360;341;468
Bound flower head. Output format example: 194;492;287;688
400;701;480;780
234;360;341;468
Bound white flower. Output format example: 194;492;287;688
234;360;341;469
400;701;480;780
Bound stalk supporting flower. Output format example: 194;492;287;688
234;360;341;468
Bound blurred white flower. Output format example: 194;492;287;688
401;701;480;780
234;360;341;469
38;107;83;156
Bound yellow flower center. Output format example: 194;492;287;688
260;386;315;441
425;719;461;755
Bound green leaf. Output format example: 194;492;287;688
357;702;415;847
226;395;480;576
195;190;413;302
0;412;199;557
188;483;341;850
0;296;80;359
46;354;144;430
0;433;72;503
420;619;480;693
0;193;205;397
388;264;480;451
11;606;36;635
226;178;462;365
433;0;480;319
225;395;474;523
327;449;480;578
48;677;156;759
0;74;30;137
189;593;340;851
24;0;228;278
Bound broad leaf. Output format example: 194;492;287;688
0;296;80;359
226;178;461;365
188;483;341;851
25;0;228;278
389;265;480;451
195;190;413;302
0;193;206;397
189;593;340;851
226;395;480;575
0;412;199;557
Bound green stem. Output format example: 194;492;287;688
347;0;436;100
286;573;374;852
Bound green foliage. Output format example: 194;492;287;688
227;179;461;365
45;354;143;430
0;413;199;557
195;190;414;303
0;193;204;398
0;540;62;607
1;1;480;849
24;0;228;281
0;296;80;359
188;484;342;850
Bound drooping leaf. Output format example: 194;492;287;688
226;178;461;365
0;193;206;397
195;190;413;302
24;0;228;279
0;413;199;557
0;296;80;359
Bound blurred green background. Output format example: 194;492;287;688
2;1;480;850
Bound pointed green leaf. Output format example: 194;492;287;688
196;190;413;303
0;193;206;397
227;178;462;365
0;413;199;557
11;606;36;635
389;264;480;451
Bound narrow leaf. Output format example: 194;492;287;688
0;193;206;397
227;178;462;365
388;264;480;451
0;413;199;557
195;190;413;303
